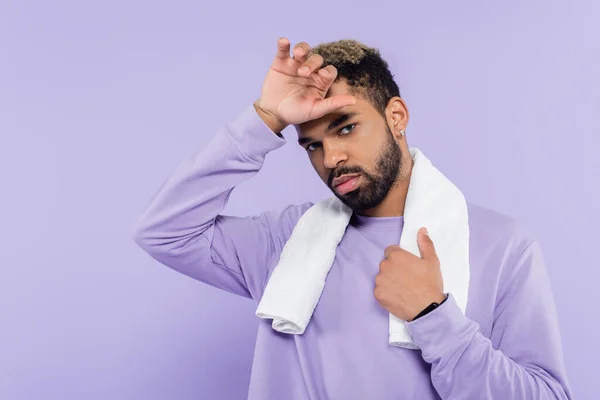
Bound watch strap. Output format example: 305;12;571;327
411;295;448;321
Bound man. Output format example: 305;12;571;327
132;38;572;399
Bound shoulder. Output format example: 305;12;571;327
258;201;315;247
466;201;537;253
464;202;555;320
465;201;543;287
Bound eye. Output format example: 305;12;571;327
306;142;321;152
305;124;355;153
339;124;356;135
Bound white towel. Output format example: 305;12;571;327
255;147;470;349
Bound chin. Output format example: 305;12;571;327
335;191;368;212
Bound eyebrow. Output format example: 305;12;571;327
297;112;360;146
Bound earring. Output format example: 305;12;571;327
399;129;405;137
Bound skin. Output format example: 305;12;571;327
256;38;446;320
295;80;413;218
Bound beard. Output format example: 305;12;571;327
327;124;403;212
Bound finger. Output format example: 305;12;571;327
292;42;311;64
310;94;357;120
383;245;400;260
317;64;338;85
417;227;437;261
275;37;291;60
298;54;324;76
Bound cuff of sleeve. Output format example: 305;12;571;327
224;103;287;164
406;293;477;362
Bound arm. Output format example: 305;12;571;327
131;104;309;300
406;241;572;399
132;36;357;300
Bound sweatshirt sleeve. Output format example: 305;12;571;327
131;104;311;301
406;241;572;399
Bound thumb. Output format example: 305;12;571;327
310;94;357;120
417;227;437;261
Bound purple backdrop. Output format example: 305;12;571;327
1;0;597;399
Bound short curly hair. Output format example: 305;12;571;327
307;39;401;117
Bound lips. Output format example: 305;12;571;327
332;174;360;188
333;174;360;195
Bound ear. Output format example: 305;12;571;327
386;96;410;138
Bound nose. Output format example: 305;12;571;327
322;141;347;170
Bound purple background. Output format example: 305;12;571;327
1;0;597;399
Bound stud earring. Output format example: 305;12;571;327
399;129;405;137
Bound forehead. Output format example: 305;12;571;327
296;81;373;134
325;80;353;98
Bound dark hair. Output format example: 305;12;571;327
308;39;401;117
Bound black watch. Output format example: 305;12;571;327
411;295;448;322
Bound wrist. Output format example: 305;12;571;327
253;100;287;134
411;293;448;322
406;294;476;363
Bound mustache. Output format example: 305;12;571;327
327;165;366;188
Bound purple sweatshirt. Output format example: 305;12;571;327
132;104;572;399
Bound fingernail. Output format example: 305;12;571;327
422;227;429;236
300;66;309;73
